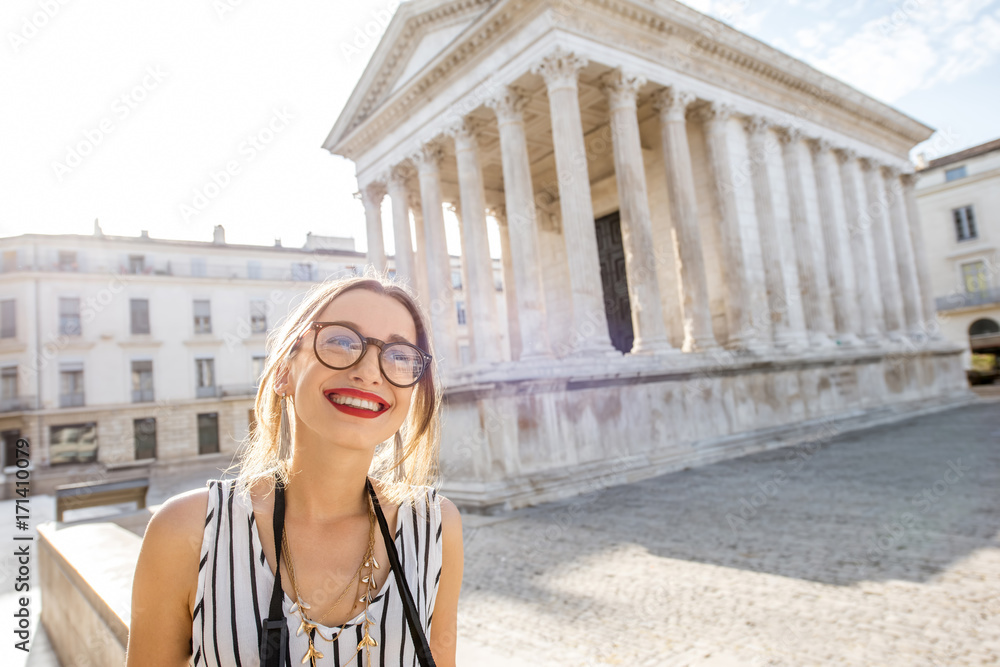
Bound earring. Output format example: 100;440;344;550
393;430;406;482
278;394;291;460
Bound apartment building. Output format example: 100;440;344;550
915;138;1000;376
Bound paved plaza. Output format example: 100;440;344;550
458;397;999;666
5;395;998;666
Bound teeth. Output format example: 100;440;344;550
329;393;383;412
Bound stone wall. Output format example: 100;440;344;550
440;345;971;511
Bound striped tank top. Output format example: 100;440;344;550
191;478;443;667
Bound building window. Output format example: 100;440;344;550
193;299;212;334
131;360;154;403
49;422;98;465
198;413;220;455
251;355;266;386
0;300;14;338
1;366;17;408
128;255;146;274
962;261;989;296
250;299;267;333
59;298;81;336
134;418;157;460
131;299;150;335
59;364;85;408
247;260;262;280
58;251;78;271
2;429;22;468
451;270;463;289
291;263;314;281
2;251;17;273
953;205;977;242
945;166;967;182
196;358;216;398
191;257;207;277
459;344;470;366
456;300;466;325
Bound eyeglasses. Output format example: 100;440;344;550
291;321;432;388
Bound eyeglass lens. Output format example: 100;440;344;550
315;324;425;386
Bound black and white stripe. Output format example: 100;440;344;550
190;480;443;666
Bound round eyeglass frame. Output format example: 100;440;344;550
292;321;432;388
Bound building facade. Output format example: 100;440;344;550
325;0;969;510
0;224;504;497
915;138;1000;376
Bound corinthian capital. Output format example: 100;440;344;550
361;180;386;207
600;69;646;110
487;86;529;125
696;100;734;124
808;137;832;155
388;164;411;191
411;142;444;171
743;115;772;138
653;87;695;121
776;126;802;145
532;48;588;90
447;117;483;152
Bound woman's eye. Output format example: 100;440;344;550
324;335;357;349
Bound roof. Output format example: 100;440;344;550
923;137;1000;171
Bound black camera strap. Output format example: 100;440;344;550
260;476;288;666
366;478;437;667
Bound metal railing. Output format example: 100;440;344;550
936;287;1000;311
220;384;258;398
0;396;35;412
59;392;86;408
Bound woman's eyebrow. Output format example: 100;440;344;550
338;320;414;345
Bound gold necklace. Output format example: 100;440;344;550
281;490;380;666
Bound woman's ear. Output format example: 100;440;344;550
273;361;293;396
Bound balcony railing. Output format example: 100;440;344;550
936;287;1000;312
196;385;219;399
0;396;36;412
219;384;258;398
59;392;86;408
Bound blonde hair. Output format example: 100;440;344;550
235;270;442;505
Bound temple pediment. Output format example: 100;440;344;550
325;0;493;152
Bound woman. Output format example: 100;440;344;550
127;275;463;667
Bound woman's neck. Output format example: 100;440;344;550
283;430;375;525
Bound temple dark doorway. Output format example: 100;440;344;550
595;211;634;354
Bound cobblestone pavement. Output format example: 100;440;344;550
457;400;1000;666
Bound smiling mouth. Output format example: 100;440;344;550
324;391;388;413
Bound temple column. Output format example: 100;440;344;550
653;87;718;352
387;166;416;287
601;69;674;354
744;116;808;348
486;86;553;360
883;167;925;335
837;150;883;342
532;49;616;356
859;158;906;340
361;181;387;273
809;139;862;345
450;119;502;366
407;187;431;302
699;102;757;349
777;127;834;347
492;206;522;361
412;142;460;371
901;173;939;337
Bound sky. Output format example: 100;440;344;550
3;0;999;253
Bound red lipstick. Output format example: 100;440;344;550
324;387;389;419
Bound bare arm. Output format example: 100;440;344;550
430;496;463;667
126;488;208;667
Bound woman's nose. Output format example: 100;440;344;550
351;345;383;383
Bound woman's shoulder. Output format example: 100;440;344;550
144;484;213;544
